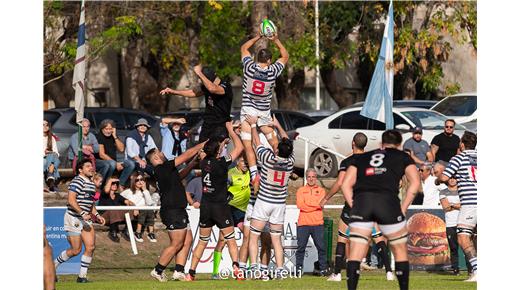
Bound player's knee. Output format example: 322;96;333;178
199;234;210;243
457;227;474;237
338;230;349;240
224;231;236;241
240;131;252;141
349;233;369;244
388;232;408;245
250;226;262;236
270;228;283;236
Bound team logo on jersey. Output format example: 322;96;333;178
365;167;387;176
225;219;230;225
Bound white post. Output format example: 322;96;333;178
315;0;320;110
125;212;138;255
304;140;309;185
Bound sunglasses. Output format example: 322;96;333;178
445;126;454;129
136;178;145;182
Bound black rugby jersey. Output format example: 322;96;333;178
201;155;233;204
202;81;233;125
339;154;359;207
351;148;414;196
153;159;187;210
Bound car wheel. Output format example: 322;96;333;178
310;149;338;178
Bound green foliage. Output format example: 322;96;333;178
445;82;461;96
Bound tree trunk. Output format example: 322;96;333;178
184;4;204;109
252;1;269;52
320;67;355;108
128;38;143;109
276;69;305;110
402;73;416;100
44;71;74;107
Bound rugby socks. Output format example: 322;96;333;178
249;166;258;179
189;269;196;277
376;241;392;273
174;264;185;273
469;257;477;274
54;250;70;268
154;263;167;275
239;262;247;271
334;242;346;274
346;261;361;290
212;250;222;275
395;261;410;290
79;255;92;278
260;264;268;274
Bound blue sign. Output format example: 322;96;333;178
44;207;83;274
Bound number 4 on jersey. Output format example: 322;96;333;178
272;171;286;186
203;173;211;187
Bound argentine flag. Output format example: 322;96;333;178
361;0;394;129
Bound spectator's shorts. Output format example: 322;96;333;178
251;199;286;225
348;192;405;226
457;206;477;228
160;208;189;231
199;202;234;229
230;205;246;226
63;212;92;236
340;204;351;225
240;106;273;127
137;210;155;227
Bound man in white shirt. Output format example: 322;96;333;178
419;162;446;207
125;118;157;176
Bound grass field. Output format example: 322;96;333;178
57;269;477;290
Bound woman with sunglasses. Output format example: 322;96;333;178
43;119;60;192
121;173;156;243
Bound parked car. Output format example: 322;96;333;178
44;107;160;172
349;99;438;110
293;107;467;178
300;109;339;122
430;92;477;124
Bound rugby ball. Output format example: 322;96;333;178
260;19;277;38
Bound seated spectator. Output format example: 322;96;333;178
121;173;156;243
92;173;103;204
403;127;432;167
43;119;60;192
295;168;328;276
68;119;99;173
160;117;188;161
419;162;446;207
98;177;134;243
96;119;135;188
125;118;157;176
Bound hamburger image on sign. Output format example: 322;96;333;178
407;212;450;265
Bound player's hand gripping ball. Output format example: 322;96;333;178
260;19;277;38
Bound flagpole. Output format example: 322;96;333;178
315;0;320;110
73;0;87;163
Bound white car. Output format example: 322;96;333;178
293;107;467;178
430;92;477;124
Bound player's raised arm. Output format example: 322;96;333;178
241;34;262;60
193;64;225;95
159;87;204;98
272;114;288;139
174;141;207;167
226;121;244;161
401;164;421;214
270;34;289;66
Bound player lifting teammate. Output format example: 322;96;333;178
186;121;244;281
341;130;420;290
239;29;289;188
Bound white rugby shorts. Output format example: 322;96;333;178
64;212;92;235
251;199;286;225
244;203;270;232
240;106;272;127
457;206;477;228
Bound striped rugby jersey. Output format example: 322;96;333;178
442;149;477;207
241;56;285;111
256;145;295;204
67;175;96;218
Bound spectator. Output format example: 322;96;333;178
98;177;134;242
95;119;135;188
295;168;328;275
185;176;202;209
430;119;460;162
419;163;446;207
403;127;432;167
68;119;99;173
160;117;188;161
121;173;156;243
43;119;60;192
125;118;157;176
92;173;103;204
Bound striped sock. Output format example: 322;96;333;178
54;250;70;268
260;264;268;272
239;262;247;270
469;257;477;274
249;166;258;179
79;255;92;278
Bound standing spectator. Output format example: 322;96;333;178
121;173;156;243
98;177;134;242
295;168;328;275
44;119;60;192
430;119;460;162
159;65;233;143
160;117;188;161
95;119;135;188
419;163;446;207
439;177;471;275
403;127;432;166
68;119;99;173
125;118;157;176
185;176;202;209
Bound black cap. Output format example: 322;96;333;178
202;67;216;82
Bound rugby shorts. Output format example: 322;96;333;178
64;212;92;236
251;199;286;225
457;206;477;228
199;203;234;229
348;192;405;225
240;106;272;127
160;208;189;231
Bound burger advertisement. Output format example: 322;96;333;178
407;211;450;270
